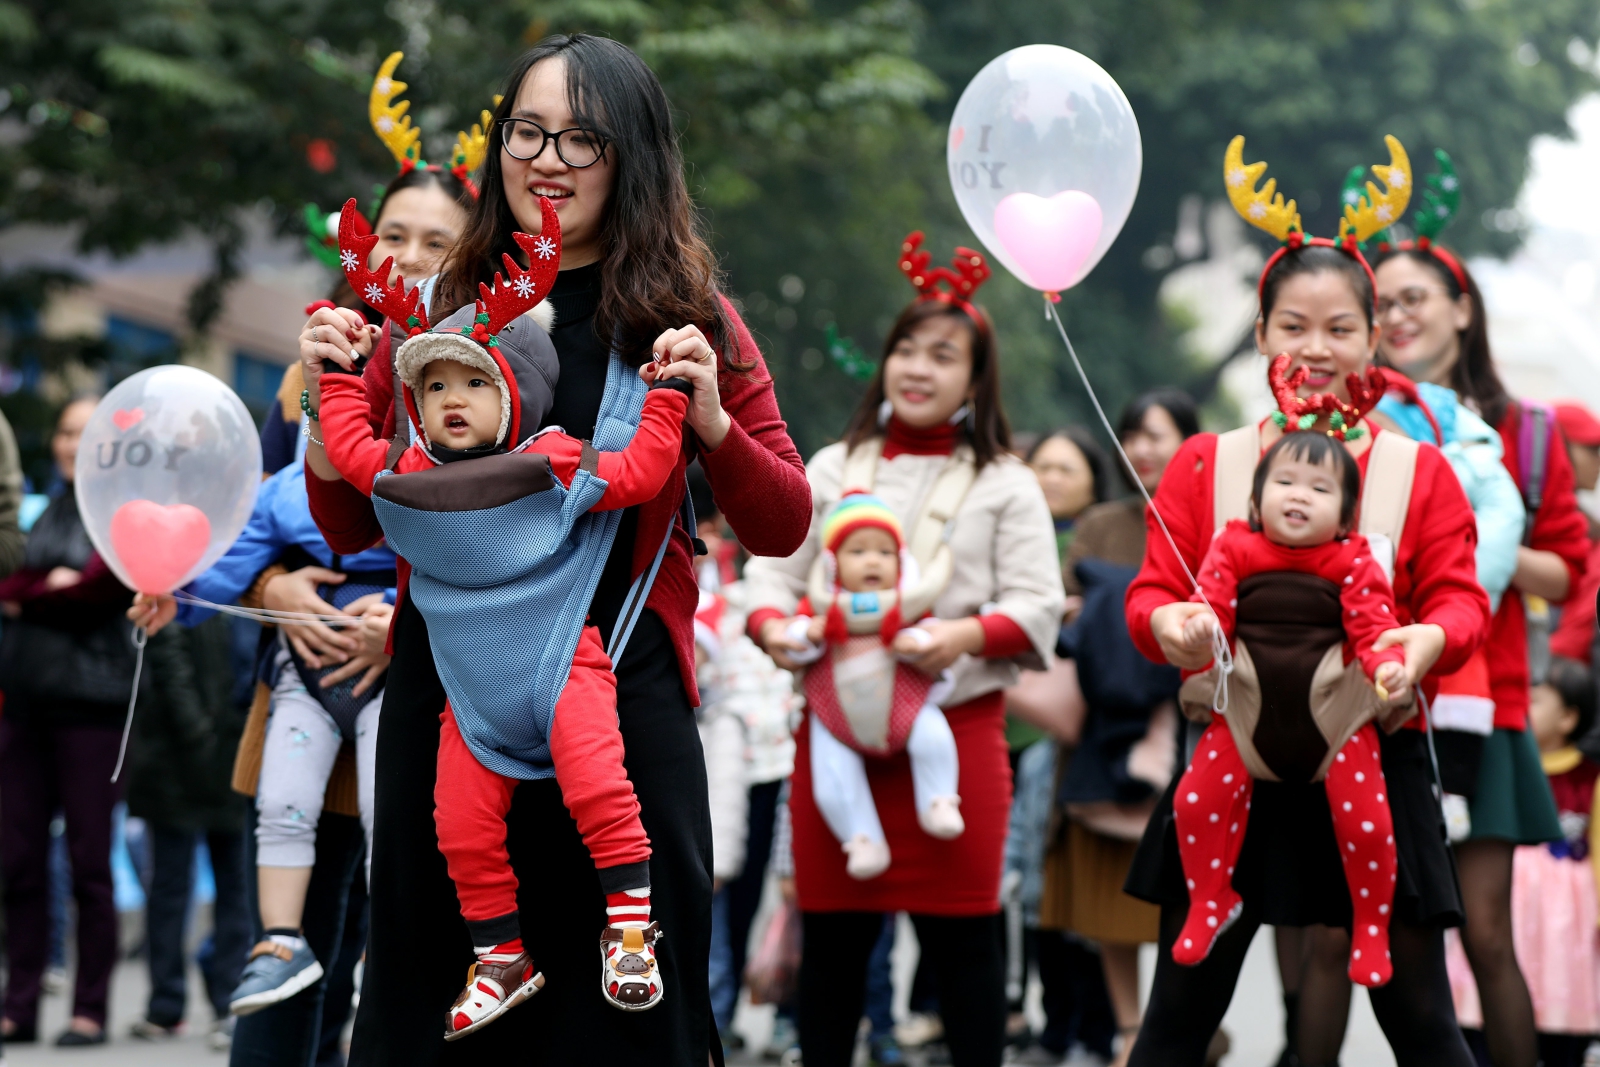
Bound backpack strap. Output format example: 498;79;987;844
1358;431;1419;548
1517;401;1551;545
1212;425;1261;532
840;437;884;493
605;474;699;667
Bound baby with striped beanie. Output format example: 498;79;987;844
786;492;964;880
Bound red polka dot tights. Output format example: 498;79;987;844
1171;719;1396;987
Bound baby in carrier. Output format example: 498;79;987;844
319;199;698;1038
784;493;963;881
1174;432;1410;986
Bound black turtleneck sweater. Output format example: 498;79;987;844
543;263;609;440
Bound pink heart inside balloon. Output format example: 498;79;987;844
992;191;1104;292
109;500;212;594
112;408;144;432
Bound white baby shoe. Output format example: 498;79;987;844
843;834;891;880
919;795;965;840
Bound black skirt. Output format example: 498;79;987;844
1124;727;1463;929
347;596;715;1065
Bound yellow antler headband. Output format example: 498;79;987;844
370;51;424;172
1225;133;1414;309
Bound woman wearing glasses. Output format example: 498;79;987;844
294;34;810;1066
1288;239;1578;1067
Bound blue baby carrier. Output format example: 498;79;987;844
372;357;690;780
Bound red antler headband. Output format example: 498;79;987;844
1266;354;1387;441
337;199;430;336
461;195;561;346
900;232;991;317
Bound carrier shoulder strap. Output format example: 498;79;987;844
1358;431;1419;548
1212;425;1261;532
840;437;884;493
1518;401;1551;545
840;436;978;571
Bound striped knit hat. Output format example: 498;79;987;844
821;492;905;645
822;492;903;554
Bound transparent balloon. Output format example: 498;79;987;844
948;45;1142;293
75;366;262;595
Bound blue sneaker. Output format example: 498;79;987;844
229;939;325;1016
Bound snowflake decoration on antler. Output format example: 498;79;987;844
532;236;557;260
1265;353;1385;441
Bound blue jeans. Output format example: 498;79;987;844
865;915;895;1041
709;889;735;1035
144;824;252;1025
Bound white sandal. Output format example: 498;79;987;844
443;951;544;1041
600;924;665;1011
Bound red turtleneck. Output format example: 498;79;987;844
881;415;961;460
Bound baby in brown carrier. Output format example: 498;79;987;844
1173;431;1410;987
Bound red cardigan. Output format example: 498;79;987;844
1492;406;1591;729
1126;425;1491;725
304;296;811;705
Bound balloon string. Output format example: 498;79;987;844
172;590;367;627
110;625;148;784
1044;297;1233;709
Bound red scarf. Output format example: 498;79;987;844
882;415;959;459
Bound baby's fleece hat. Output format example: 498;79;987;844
822;492;903;554
393;300;558;449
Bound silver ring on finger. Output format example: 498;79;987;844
313;327;321;344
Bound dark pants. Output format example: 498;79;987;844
1032;929;1115;1057
349;602;716;1066
145;823;252;1025
864;915;895;1039
0;719;123;1029
800;911;1006;1067
726;778;783;986
230;807;367;1067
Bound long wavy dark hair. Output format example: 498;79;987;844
1371;248;1510;426
843;301;1011;469
434;34;735;367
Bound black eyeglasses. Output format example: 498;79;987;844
499;118;610;168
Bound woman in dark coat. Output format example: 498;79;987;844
292;35;810;1065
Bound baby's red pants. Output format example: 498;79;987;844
1172;718;1397;986
434;625;652;926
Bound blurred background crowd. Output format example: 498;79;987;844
7;1;1600;1066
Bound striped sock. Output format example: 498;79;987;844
473;939;524;963
605;887;651;928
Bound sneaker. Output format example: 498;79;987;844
869;1033;907;1065
919;795;965;839
600;923;665;1011
843;834;891;880
129;1018;185;1039
895;1012;944;1048
443;950;544;1041
229;939;325;1016
765;1014;799;1061
41;967;66;996
208;1017;235;1052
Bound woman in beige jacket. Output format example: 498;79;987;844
745;279;1064;1067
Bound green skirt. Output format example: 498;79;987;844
1464;726;1561;844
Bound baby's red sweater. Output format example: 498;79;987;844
1192;520;1405;681
317;371;689;603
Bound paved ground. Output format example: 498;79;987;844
6;925;1393;1066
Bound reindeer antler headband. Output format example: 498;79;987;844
1226;134;1413;310
1265;354;1385;442
336;195;561;346
370;52;498;191
1371;149;1467;292
899;232;991;318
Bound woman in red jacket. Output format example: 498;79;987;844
1121;138;1489;1067
294;35;809;1065
1366;241;1575;1067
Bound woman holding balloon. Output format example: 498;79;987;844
296;34;809;1065
1117;137;1487;1067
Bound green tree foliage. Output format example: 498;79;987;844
1;0;1596;457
